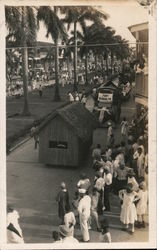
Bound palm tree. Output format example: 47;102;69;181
60;6;109;90
37;6;67;101
6;6;37;115
74;23;116;82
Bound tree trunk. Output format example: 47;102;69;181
54;7;61;101
54;38;61;101
85;48;88;85
73;21;77;91
22;6;31;116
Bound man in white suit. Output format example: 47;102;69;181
78;189;91;242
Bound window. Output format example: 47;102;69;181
49;141;68;149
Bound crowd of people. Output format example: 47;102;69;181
51;112;148;242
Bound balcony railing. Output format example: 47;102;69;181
135;72;148;99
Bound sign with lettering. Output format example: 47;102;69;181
98;93;113;103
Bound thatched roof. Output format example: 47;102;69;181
39;102;98;142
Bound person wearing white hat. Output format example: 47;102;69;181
7;206;24;243
78;189;91;242
58;225;79;243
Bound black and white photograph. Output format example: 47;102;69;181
1;0;156;248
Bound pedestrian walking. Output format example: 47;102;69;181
58;225;79;243
7;206;24;243
30;123;39;149
119;183;139;234
121;117;128;142
39;84;43;98
90;188;101;231
56;182;70;224
108;133;115;148
137;147;145;179
107;122;113;147
64;207;76;236
94;171;105;215
78;189;91;242
136;182;148;228
103;167;112;211
81;94;87;106
92;144;101;161
68;92;74;103
100;218;112;243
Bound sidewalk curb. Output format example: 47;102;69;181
9;136;31;154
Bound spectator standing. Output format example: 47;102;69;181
137;147;145;179
103;167;112;211
94;171;105;215
114;163;131;193
90;188;101;231
39;84;43;98
92;144;101;161
81;94;87;106
121;117;128;142
56;182;70;224
107;123;113;147
68;92;74;103
78;189;91;242
136;182;148;228
30;123;39;149
119;183;139;234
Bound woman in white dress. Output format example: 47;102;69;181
119;183;139;234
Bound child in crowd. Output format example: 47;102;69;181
64;207;76;236
136;182;148;228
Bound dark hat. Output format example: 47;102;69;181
7;205;14;213
80;173;87;179
126;183;133;192
59;225;72;237
95;171;102;178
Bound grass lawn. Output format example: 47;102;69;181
6;84;93;150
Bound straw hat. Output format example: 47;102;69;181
61;182;66;189
78;188;86;194
59;225;72;237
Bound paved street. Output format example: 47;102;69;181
7;93;148;243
